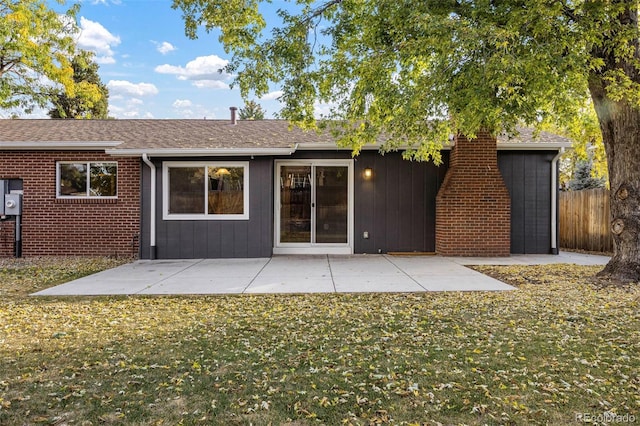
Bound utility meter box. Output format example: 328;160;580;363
4;193;22;216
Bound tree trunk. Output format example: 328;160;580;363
589;89;640;283
587;1;640;284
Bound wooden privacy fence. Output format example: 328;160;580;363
559;188;613;253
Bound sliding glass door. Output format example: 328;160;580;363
276;161;352;253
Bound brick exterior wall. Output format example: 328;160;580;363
0;151;140;258
436;132;511;256
0;219;16;257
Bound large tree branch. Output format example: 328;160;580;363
302;0;344;24
0;59;19;78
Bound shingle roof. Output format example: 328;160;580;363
0;119;572;154
0;119;333;149
498;127;573;146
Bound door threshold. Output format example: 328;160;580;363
273;247;353;255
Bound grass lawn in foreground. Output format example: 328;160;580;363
0;258;639;425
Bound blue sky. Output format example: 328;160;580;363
49;0;290;119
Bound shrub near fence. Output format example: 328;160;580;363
559;188;613;253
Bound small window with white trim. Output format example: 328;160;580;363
163;161;249;220
57;162;117;198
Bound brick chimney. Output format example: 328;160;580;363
435;131;511;256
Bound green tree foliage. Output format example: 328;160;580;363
0;0;80;114
238;100;265;120
174;0;640;283
48;50;109;119
546;102;608;187
173;0;595;162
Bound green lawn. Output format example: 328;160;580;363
1;259;639;425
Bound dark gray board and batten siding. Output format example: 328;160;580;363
140;156;274;259
139;150;558;259
498;151;558;254
354;151;448;254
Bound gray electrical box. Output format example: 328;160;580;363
4;193;22;216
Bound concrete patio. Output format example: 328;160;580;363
31;252;610;296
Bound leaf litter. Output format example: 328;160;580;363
0;258;638;425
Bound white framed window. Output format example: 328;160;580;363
163;161;249;220
57;161;118;198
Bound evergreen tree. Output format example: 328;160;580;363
238;100;265;120
568;159;606;191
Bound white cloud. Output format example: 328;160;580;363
96;56;116;65
77;17;121;64
122;110;141;118
155;55;232;88
260;91;284;101
108;99;154;119
107;104;127;116
169;99;218;118
156;41;176;55
90;0;122;4
154;64;181;74
314;100;336;118
107;80;159;97
173;99;192;108
193;80;229;89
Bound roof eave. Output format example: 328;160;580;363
297;141;571;151
496;142;573;150
295;142;382;150
0;141;123;150
104;147;298;157
0;141;571;154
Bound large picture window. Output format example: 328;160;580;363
57;162;117;198
163;162;249;220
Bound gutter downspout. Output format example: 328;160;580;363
550;148;565;255
142;154;157;259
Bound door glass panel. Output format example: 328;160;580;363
315;166;348;243
280;166;312;243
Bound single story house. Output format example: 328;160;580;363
0;116;571;259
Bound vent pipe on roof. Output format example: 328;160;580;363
230;106;238;125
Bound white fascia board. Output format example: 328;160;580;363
297;141;570;152
496;142;573;150
0;141;123;150
104;147;298;157
296;142;382;150
100;142;571;156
